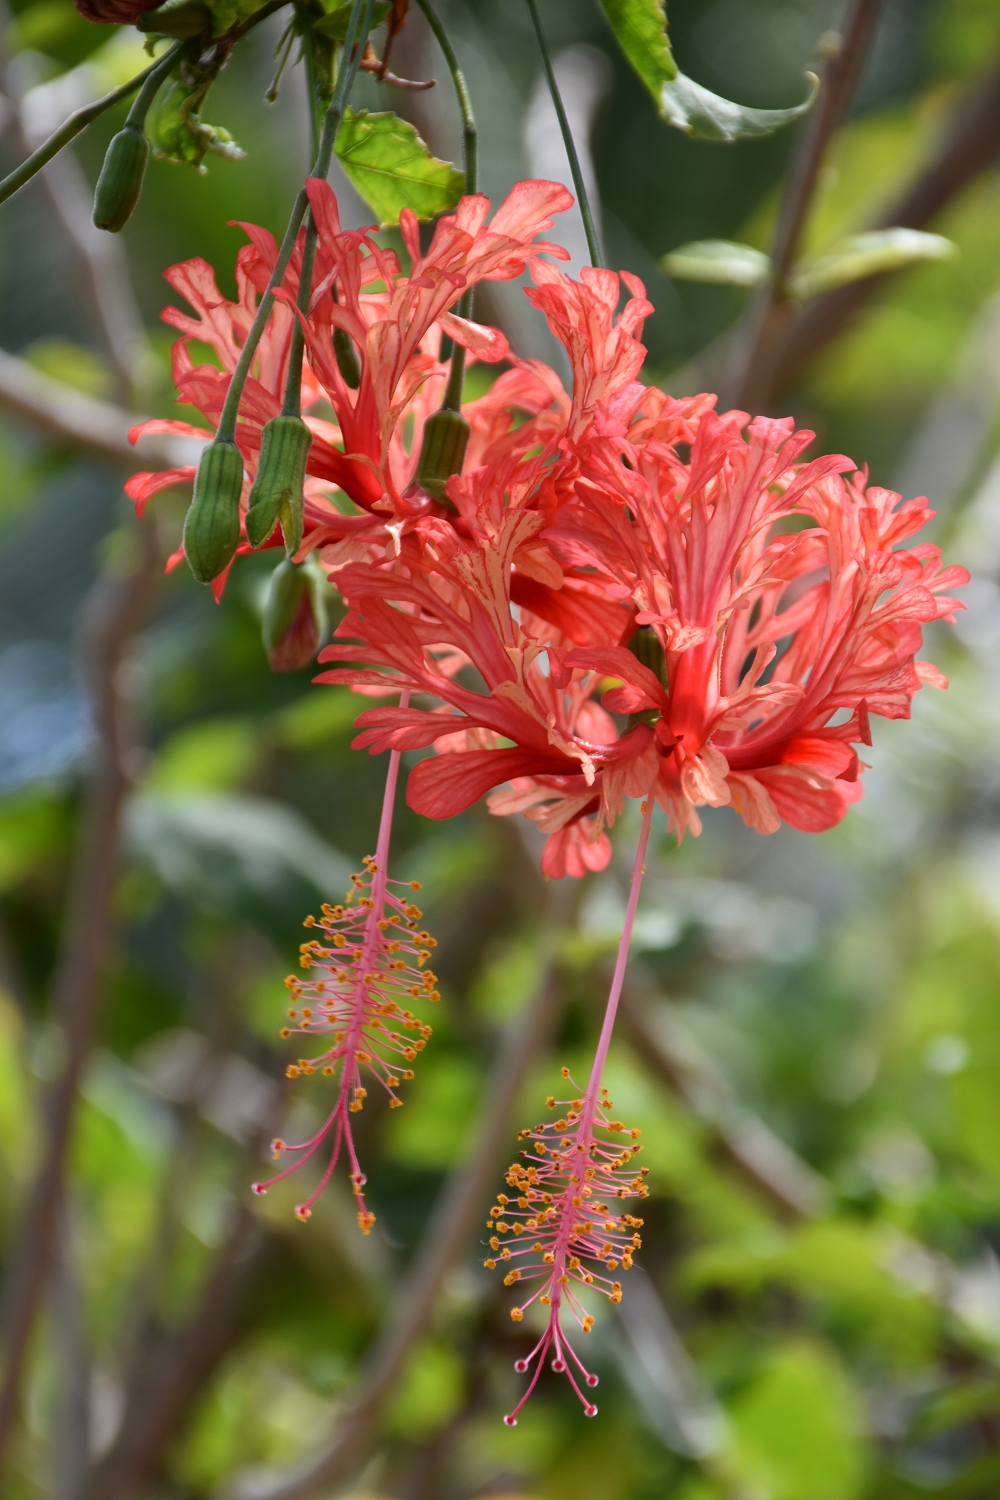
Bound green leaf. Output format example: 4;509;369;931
598;0;817;142
334;108;464;225
598;0;676;101
313;0;391;38
662;239;770;287
145;66;244;171
789;228;955;300
660;69;819;143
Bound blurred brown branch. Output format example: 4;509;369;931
769;55;1000;396
719;46;1000;411
221;878;580;1500
620;972;829;1221
730;0;888;412
82;1206;269;1500
0;345;198;470
0;521;160;1468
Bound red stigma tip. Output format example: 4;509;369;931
251;1184;266;1195
585;1404;598;1417
551;1358;566;1372
504;1414;517;1427
586;1373;599;1386
514;1359;529;1372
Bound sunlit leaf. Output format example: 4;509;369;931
662;239;770;286
598;0;676;100
660;69;819;143
789;228;955;300
334;108;464;224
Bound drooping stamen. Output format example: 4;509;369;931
490;796;655;1421
253;692;438;1233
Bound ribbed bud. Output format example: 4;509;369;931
262;555;329;672
136;0;212;36
183;440;244;584
413;408;470;503
245;415;312;553
627;623;666;685
333;327;361;389
92;125;149;234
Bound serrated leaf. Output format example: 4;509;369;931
662;239;770;287
334;108;464;225
598;0;676;100
789;228;955;300
660;69;819;142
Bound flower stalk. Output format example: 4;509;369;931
492;796;654;1421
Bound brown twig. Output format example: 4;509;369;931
620;972;828;1220
768;54;1000;394
81;1206;269;1500
0;345;197;470
220;878;580;1500
728;0;888;412
0;522;160;1469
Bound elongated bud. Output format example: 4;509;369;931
262;555;328;672
245;415;312;553
333;327;361;389
183;440;244;584
93;124;149;233
413;408;470;503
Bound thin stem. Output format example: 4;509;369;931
585;795;654;1096
124;39;187;131
218;0;373;442
374;689;410;872
0;41;184;208
219;876;581;1500
414;0;479;406
523;0;602;269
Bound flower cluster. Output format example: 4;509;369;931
133;177;966;1420
251;854;437;1232
485;1070;648;1422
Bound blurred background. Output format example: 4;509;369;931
2;0;1000;1496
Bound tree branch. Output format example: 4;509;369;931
768;53;1000;395
729;0;888;412
220;879;581;1500
0;522;161;1469
619;972;829;1221
82;1206;270;1500
0;345;200;470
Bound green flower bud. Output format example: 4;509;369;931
627;623;666;685
135;0;211;36
245;415;312;553
333;326;361;389
92;124;149;233
413;407;471;504
183;439;244;584
262;555;329;672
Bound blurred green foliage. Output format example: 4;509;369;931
4;0;1000;1497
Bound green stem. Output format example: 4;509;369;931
523;0;602;269
414;0;478;409
0;41;185;208
124;38;187;131
217;0;373;442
